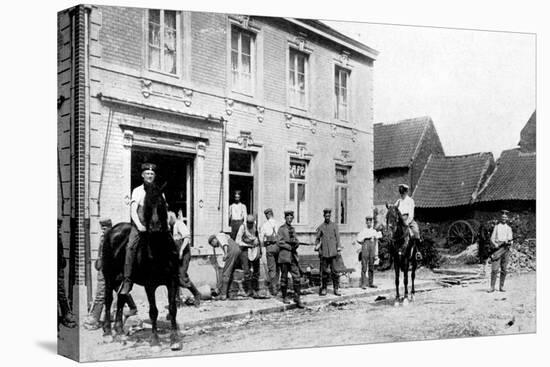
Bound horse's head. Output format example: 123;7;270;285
385;204;406;235
143;182;168;233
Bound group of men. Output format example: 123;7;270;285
60;163;513;330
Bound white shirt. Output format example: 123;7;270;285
356;227;382;244
395;195;415;225
216;232;229;247
229;203;247;221
131;184;146;206
173;220;190;241
260;218;279;243
491;223;513;248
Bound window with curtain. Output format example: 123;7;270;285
289;48;308;109
148;9;178;75
334;167;349;224
231;26;255;95
289;159;308;224
334;66;350;120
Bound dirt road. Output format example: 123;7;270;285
64;272;535;362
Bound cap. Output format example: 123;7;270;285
99;218;112;227
57;218;63;226
284;210;294;217
264;208;273;215
246;214;255;223
365;214;373;220
234;190;241;196
208;234;218;245
141;163;157;172
501;210;510;215
323;208;332;214
398;184;409;190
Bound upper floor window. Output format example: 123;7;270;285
148;9;179;75
334;67;350;121
334;167;349;224
289;48;308;109
231;26;255;95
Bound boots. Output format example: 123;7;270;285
319;276;327;296
84;302;103;330
281;286;291;304
215;281;229;301
360;272;367;289
293;284;305;308
499;272;507;292
333;276;342;296
189;283;202;306
250;278;260;298
488;271;497;293
269;281;278;297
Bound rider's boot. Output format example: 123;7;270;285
120;247;135;295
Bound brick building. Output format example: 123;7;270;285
372;116;444;223
57;5;378;308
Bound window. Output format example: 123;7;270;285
289;159;308;224
231;26;255;95
289;48;308;109
334;67;350;120
334;167;349;224
148;9;178;74
228;149;255;216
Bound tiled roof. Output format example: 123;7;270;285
412;152;494;208
476;148;536;202
374;116;432;170
519;110;536;152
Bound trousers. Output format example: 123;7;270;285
265;243;280;289
360;241;376;286
280;261;301;289
320;256;339;288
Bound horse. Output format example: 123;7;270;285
101;183;182;351
385;204;420;306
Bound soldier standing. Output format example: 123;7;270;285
58;219;76;329
488;210;513;293
228;190;247;240
260;208;280;296
277;210;305;308
355;215;382;289
314;208;343;296
84;218;138;329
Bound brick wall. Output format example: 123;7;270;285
83;7;375;289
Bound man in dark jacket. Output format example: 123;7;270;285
314;208;342;296
277;210;305;308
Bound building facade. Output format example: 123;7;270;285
57;5;378;306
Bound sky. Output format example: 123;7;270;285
324;20;536;159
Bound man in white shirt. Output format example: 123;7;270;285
259;208;280;296
394;184;420;240
488;211;514;292
121;163;164;295
228;190;247;240
169;211;201;306
355;215;382;289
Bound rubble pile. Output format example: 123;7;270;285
507;239;536;272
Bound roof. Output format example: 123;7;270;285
286;19;379;60
374;116;434;170
412;152;494;208
476;148;536;202
519;110;536;152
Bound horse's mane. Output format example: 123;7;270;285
143;182;168;232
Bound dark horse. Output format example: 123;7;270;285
386;204;420;306
101;183;182;351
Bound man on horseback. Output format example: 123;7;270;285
394;184;421;250
120;162;164;295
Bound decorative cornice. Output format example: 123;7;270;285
284;113;293;129
256;106;265;123
225;98;234;116
141;78;152;98
237;131;254;149
183;88;193;107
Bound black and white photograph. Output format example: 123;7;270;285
50;0;541;363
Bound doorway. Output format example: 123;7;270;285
131;148;193;228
